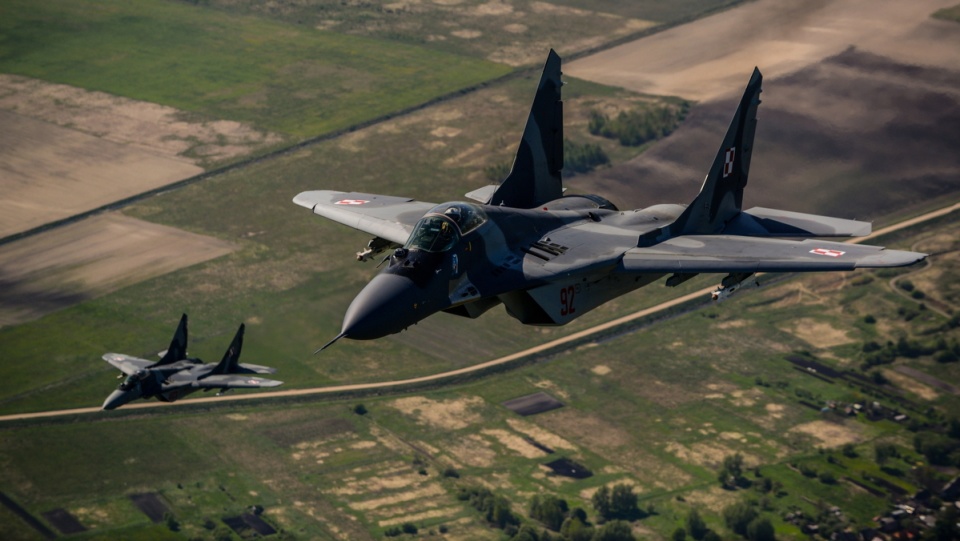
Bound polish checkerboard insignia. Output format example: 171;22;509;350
335;199;369;205
810;248;845;257
723;147;736;178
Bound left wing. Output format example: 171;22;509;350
621;236;925;273
103;353;152;375
190;375;283;389
293;190;436;245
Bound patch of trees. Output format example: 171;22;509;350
588;102;689;147
591;484;644;521
530;495;571;531
897;279;929;300
860;335;959;370
563;139;610;174
718;453;750;489
913;432;960;466
384;523;418;537
722;501;776;541
670;507;723;541
457;486;520;532
874;442;900;466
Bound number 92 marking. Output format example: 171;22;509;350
559;286;577;316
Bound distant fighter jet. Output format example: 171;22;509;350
102;314;282;410
294;50;926;350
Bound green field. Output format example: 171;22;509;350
0;0;510;137
189;0;744;66
3;1;960;539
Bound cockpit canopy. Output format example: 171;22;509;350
119;369;148;391
405;203;487;253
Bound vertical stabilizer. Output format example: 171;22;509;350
668;67;762;236
154;314;188;366
211;324;244;375
488;49;564;208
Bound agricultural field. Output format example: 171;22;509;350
0;0;510;138
190;0;743;66
1;210;956;540
3;1;960;539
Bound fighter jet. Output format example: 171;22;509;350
101;314;282;410
294;50;926;349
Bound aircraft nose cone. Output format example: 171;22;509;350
341;273;432;340
102;389;138;410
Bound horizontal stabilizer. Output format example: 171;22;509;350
724;207;871;237
465;185;497;203
622;236;925;273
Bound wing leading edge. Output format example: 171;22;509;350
293;190;436;245
103;354;152;375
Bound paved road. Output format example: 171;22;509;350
1;200;955;423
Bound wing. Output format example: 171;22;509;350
191;375;284;389
622;236;925;273
293;190;436;245
103;353;153;375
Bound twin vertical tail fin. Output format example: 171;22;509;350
668;68;763;236
488;49;564;209
211;324;244;375
154;313;188;366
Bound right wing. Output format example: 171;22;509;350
191;375;284;389
622;236;925;273
103;353;152;375
293;190;436;245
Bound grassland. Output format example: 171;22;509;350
0;0;510;137
933;4;960;22
1;210;956;540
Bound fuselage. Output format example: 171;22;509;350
339;196;687;340
102;361;218;409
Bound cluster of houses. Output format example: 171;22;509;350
782;476;960;540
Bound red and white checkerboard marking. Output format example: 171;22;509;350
810;248;845;257
723;147;736;178
335;199;369;205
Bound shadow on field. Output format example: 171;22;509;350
569;48;960;221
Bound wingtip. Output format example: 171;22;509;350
314;333;347;354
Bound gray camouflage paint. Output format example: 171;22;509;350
101;315;282;410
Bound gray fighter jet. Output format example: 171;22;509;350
294;50;926;349
102;314;282;410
